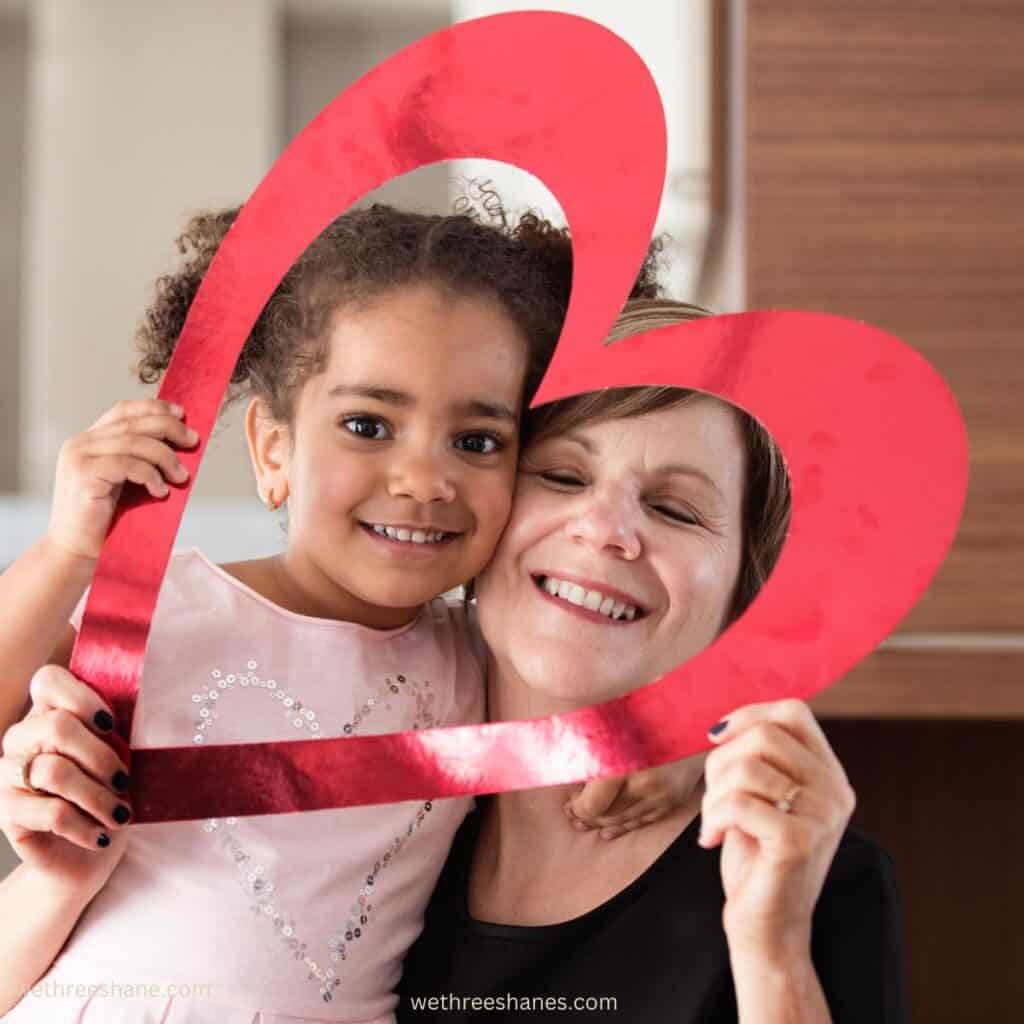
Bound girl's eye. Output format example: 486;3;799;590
456;432;505;455
653;504;700;526
341;415;389;440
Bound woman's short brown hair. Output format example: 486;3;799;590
467;299;791;623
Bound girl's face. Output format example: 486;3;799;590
253;282;528;629
475;397;747;708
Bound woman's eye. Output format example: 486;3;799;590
540;472;584;486
341;416;388;440
653;504;700;526
456;433;505;455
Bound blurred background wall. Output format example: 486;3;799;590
0;2;1021;1020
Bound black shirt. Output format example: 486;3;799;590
397;806;906;1022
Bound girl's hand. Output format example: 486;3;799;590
698;700;856;954
564;757;704;840
0;665;132;901
46;399;197;561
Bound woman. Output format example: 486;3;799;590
396;301;905;1022
0;302;904;1022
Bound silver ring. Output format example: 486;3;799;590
776;784;802;815
13;750;46;795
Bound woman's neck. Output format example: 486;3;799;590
468;647;704;926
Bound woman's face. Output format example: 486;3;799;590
475;396;747;708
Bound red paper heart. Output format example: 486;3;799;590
71;13;967;823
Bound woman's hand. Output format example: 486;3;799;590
46;399;196;562
564;757;705;839
0;665;132;901
698;699;856;954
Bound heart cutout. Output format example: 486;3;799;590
71;12;967;822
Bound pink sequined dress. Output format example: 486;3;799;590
6;549;484;1023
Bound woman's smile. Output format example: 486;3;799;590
529;573;650;626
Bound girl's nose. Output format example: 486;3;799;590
386;450;457;504
564;489;642;560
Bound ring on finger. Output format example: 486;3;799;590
13;749;47;795
775;783;802;815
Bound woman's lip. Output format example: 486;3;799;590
530;571;648;614
530;575;645;626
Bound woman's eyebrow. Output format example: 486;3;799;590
327;384;518;424
552;432;726;499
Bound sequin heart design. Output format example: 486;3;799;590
72;13;967;822
195;662;441;1003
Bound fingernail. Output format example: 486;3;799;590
572;819;589;832
97;832;111;848
185;428;199;443
111;770;130;793
600;829;619;841
94;710;115;732
708;719;729;737
170;404;184;416
112;804;131;825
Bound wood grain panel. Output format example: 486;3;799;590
811;650;1024;718
747;0;1024;630
822;720;1024;1024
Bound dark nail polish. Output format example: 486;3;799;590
709;719;729;736
97;832;111;848
111;771;130;793
112;804;131;825
94;710;115;732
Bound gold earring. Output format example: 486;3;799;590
260;487;281;512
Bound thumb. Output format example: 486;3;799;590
568;776;626;822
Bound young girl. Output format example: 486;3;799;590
0;202;668;1022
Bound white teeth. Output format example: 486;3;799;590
370;524;447;544
539;576;640;621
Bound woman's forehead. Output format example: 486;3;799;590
526;398;745;468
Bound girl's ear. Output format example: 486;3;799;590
245;397;291;507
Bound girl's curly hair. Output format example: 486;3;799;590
136;201;663;424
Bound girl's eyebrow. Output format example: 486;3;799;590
327;384;518;424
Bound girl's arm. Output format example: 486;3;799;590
0;864;98;1015
0;538;88;731
0;398;195;733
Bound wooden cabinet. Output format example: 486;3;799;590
744;2;1024;1019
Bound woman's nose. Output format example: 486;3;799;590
386;448;457;504
564;490;642;559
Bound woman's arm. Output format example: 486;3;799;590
698;700;875;1024
728;938;831;1024
0;666;132;1014
0;864;97;1015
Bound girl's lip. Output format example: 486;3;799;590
530;575;644;626
359;522;458;557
